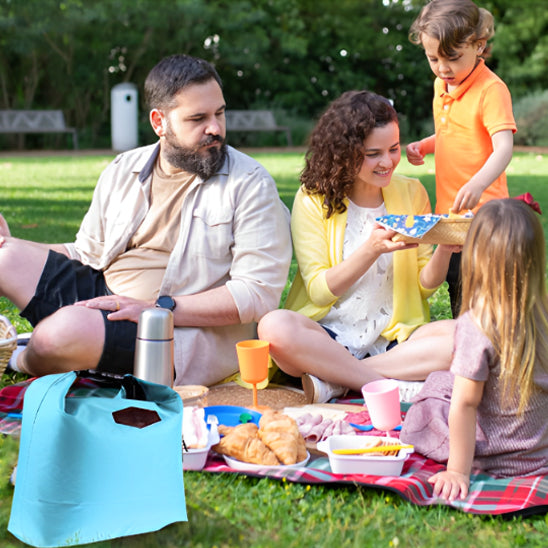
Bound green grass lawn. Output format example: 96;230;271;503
1;150;548;547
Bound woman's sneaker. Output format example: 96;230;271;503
301;373;347;404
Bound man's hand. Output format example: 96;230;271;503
75;295;155;323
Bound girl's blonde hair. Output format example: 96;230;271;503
409;0;495;58
460;199;548;414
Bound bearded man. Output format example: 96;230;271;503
0;54;291;385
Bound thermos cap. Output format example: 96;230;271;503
136;308;174;340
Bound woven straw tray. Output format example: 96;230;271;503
392;217;472;246
174;382;307;410
0;315;17;376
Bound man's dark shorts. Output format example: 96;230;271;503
20;250;137;374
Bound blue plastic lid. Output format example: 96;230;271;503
204;405;262;427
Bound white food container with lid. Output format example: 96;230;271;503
317;435;413;476
182;415;220;471
182;447;210;471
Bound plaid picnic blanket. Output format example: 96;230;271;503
2;378;547;517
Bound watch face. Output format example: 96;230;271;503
156;295;176;311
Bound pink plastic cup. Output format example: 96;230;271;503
361;379;401;433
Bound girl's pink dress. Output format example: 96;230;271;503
400;312;548;477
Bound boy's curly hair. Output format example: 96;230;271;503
300;90;398;218
409;0;495;59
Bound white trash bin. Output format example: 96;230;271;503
111;82;138;152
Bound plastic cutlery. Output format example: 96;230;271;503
332;444;413;455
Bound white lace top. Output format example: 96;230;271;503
320;201;393;359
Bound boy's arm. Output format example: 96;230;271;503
406;134;435;166
452;129;514;212
428;375;484;501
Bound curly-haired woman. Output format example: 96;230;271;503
258;90;457;403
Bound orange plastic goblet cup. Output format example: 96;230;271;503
236;339;270;408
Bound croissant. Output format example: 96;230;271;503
213;423;280;466
258;410;308;465
217;424;236;437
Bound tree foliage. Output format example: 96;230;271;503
485;1;548;96
0;0;546;148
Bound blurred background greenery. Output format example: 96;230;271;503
1;0;548;150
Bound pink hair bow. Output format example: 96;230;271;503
513;192;542;215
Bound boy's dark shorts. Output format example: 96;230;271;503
20;250;137;374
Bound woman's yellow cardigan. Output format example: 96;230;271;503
285;174;438;344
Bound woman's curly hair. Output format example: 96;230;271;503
300;90;398;218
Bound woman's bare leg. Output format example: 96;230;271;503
258;309;383;390
364;320;455;380
258;310;455;391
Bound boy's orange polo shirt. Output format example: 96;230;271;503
433;59;516;214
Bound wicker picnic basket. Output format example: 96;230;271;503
173;385;209;408
392;217;473;246
0;315;17;376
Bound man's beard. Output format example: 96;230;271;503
163;129;227;180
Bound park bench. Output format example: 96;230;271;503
225;110;292;146
0;109;78;149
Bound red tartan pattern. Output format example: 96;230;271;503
2;379;548;516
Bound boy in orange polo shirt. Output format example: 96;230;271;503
406;0;516;316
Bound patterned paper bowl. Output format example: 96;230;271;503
392;217;473;246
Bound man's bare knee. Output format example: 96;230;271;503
23;306;105;375
25;329;63;361
0;238;48;307
21;329;68;376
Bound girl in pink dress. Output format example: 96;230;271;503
401;199;548;501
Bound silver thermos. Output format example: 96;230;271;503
133;308;174;387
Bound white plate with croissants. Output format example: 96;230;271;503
223;452;310;471
212;408;310;469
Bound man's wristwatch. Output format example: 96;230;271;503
155;295;176;311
